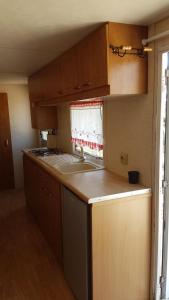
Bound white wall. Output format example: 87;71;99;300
0;84;37;188
103;92;154;187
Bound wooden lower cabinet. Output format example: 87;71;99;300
23;154;62;263
91;194;151;300
62;188;151;300
23;155;151;300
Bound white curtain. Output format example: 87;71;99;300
70;100;103;150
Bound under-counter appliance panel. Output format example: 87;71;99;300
62;187;90;300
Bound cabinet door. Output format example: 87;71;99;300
43;60;64;100
39;169;62;262
92;195;151;300
77;25;108;92
28;72;45;102
23;155;62;263
60;46;79;96
23;155;40;214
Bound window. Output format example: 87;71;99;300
40;130;48;141
40;129;57;147
70;99;103;158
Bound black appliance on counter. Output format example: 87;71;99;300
30;148;62;157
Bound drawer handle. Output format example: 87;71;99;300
74;85;81;90
83;82;91;87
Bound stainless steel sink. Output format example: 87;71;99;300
38;153;103;174
55;162;103;174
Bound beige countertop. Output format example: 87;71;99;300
23;150;151;204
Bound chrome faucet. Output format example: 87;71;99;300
79;146;86;162
74;144;86;161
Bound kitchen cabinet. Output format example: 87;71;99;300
29;68;58;130
30;103;58;129
76;25;108;92
23;154;62;263
42;60;63;100
60;46;79;96
91;195;151;300
107;22;147;95
28;21;148;107
29;71;45;102
62;187;151;300
23;154;151;300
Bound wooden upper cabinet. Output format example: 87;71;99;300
30;104;58;129
60;46;79;96
29;71;45;102
42;60;63;100
28;22;148;104
108;22;147;95
77;25;108;92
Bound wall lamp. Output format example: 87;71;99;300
109;44;152;58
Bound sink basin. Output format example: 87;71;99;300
38;153;103;174
55;162;103;174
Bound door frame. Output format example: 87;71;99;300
153;45;169;300
161;52;169;299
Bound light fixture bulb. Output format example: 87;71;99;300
143;47;153;52
121;45;132;51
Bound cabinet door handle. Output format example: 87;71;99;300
4;139;9;147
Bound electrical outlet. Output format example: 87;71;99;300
120;153;128;165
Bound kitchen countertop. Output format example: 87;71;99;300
23;150;151;204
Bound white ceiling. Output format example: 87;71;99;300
0;0;169;83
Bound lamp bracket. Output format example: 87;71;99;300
109;45;148;58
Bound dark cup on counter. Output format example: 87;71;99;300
128;171;139;184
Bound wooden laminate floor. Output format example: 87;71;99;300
0;189;75;300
